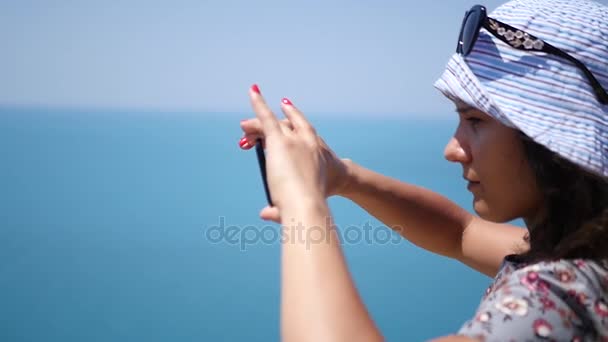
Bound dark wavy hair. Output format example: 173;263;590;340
513;132;608;263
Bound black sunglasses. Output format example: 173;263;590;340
457;5;608;105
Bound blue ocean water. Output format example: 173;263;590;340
0;108;512;341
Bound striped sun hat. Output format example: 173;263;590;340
434;0;608;178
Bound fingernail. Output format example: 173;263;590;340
251;84;261;94
239;136;255;150
240;119;248;123
281;98;293;106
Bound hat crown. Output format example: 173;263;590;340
489;0;608;91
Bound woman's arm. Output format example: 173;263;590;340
279;196;483;342
280;197;383;342
245;87;383;341
340;159;528;277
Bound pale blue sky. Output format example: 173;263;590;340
2;0;606;116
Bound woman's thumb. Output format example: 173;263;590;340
260;206;281;223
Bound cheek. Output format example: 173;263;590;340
512;158;543;210
473;128;524;177
469;131;505;175
473;133;541;220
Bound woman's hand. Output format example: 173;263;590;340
244;84;326;215
238;85;351;222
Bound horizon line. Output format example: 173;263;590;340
0;104;456;121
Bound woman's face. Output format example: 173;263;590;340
444;103;543;223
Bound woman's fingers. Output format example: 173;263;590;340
259;206;281;223
280;98;316;138
249;85;282;138
239;119;293;150
241;118;294;136
238;134;259;150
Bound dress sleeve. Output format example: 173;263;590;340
457;261;604;341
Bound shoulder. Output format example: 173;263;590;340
458;258;608;341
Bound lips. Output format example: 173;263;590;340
467;181;481;191
463;172;480;190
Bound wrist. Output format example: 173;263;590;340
335;158;358;199
281;194;329;219
278;184;325;207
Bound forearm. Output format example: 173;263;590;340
280;197;383;342
339;159;472;259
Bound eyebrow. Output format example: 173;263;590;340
452;99;477;114
454;105;476;115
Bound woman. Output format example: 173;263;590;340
238;0;608;340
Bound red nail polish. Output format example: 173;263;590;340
251;84;261;94
281;98;293;106
239;137;248;148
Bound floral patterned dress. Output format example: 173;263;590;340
458;256;608;341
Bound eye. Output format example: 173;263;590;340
466;117;482;127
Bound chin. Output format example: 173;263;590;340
473;200;515;223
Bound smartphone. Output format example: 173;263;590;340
254;138;273;206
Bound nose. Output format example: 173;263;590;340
444;136;471;164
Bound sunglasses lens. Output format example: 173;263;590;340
460;8;482;55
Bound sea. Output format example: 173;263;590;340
0;108;522;341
